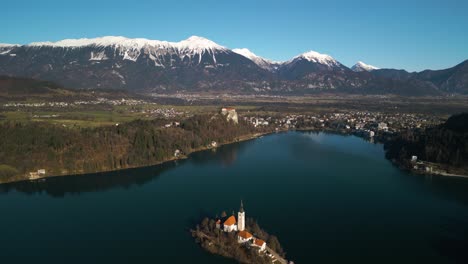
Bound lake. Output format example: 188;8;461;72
1;132;468;264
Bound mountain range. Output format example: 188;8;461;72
0;36;467;95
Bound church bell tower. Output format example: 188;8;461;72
238;200;245;231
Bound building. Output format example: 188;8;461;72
253;238;266;252
221;107;239;124
378;122;389;131
174;149;181;157
221;107;235;114
29;169;46;180
216;201;245;232
238;230;253;243
238;200;245;231
223;215;237;232
215;201;269;255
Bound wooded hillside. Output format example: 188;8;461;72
0;114;256;182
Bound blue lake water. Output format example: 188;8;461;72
1;132;467;263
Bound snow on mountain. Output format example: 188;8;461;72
26;36;230;65
27;36;173;49
232;48;264;62
89;51;109;61
0;43;19;47
351;61;379;72
0;44;18;55
177;36;226;51
27;36;226;51
176;36;228;64
232;48;278;70
290;50;341;68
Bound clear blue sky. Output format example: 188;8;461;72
2;0;467;71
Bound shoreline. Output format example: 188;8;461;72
0;131;273;185
1;129;466;185
399;161;468;179
191;216;288;264
297;127;468;179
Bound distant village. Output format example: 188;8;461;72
3;97;154;108
243;111;443;139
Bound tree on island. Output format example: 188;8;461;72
267;235;285;257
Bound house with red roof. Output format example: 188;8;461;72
214;201;270;256
216;201;246;233
237;230;253;243
253;238;266;252
223;215;237;232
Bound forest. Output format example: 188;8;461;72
0;113;257;183
384;112;468;173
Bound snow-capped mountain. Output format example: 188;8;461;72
232;48;279;71
0;35;466;94
351;61;380;72
0;44;18;56
26;36;230;66
0;43;18;47
27;36;225;51
290;51;342;68
0;36;272;91
278;50;350;81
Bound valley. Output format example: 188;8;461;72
1;76;467;184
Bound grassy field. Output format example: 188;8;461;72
0;108;153;128
2;94;467;128
0;104;259;128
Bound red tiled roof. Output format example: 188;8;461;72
224;215;236;226
238;230;253;239
254;239;265;246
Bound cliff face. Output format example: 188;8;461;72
221;108;238;124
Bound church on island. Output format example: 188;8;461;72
215;201;266;252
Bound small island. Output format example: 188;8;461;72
191;201;289;264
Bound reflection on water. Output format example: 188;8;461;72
0;132;467;264
0;138;248;197
0;132;467;207
421;174;468;207
0;161;178;197
190;138;248;167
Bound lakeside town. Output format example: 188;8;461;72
4;102;454;183
3;96;444;134
240;110;457;176
243;110;443;135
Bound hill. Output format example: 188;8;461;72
0;76;138;100
384;113;468;174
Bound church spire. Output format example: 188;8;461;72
238;200;245;231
